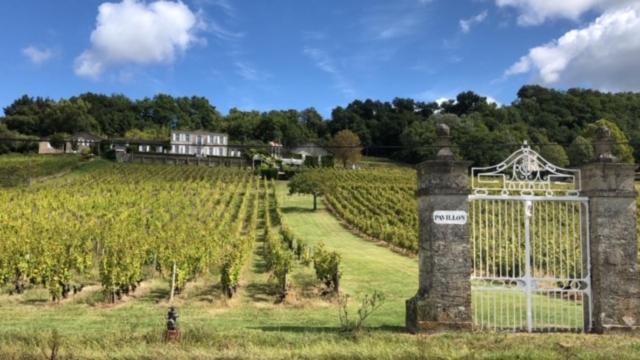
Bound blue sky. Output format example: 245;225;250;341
1;0;639;117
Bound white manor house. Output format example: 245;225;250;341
165;130;241;158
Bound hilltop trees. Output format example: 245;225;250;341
3;86;640;165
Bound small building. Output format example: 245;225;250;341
38;132;103;154
168;130;241;158
289;142;330;165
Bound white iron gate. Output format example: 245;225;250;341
469;142;591;332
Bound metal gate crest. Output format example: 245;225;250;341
469;142;591;332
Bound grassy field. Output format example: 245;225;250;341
0;170;639;358
0;154;84;187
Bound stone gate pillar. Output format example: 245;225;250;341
406;124;472;333
581;127;640;333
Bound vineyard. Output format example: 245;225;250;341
0;162;334;304
0;154;83;187
309;168;419;252
0;161;638;358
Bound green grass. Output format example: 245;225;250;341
0;154;85;187
0;176;638;359
275;181;417;326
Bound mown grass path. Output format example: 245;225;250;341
275;181;417;327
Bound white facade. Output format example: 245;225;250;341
169;131;241;158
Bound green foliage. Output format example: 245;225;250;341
288;172;325;210
124;126;170;140
0;164;262;302
328;130;363;168
303;156;319;168
260;165;278;180
316;168;418;252
320;155;335;167
312;243;341;293
567;136;594;166
6;86;640;164
583;119;634;163
539;143;569;167
0;154;82;187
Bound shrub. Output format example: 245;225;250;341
304;156;319;168
338;291;386;333
312;243;341;293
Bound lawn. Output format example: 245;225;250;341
0;176;638;359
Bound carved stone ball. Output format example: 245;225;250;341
436;123;450;137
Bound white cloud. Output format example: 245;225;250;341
435;97;452;106
360;1;430;41
496;0;635;26
303;47;355;97
22;46;54;65
460;10;488;33
75;0;202;78
505;4;640;91
234;61;271;81
486;96;501;106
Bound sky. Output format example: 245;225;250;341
1;0;640;117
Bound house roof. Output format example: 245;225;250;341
109;138;169;145
290;142;329;157
41;132;104;142
72;132;104;141
171;130;228;136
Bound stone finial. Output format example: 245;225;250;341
435;123;454;160
594;126;617;162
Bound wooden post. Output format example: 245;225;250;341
169;261;177;302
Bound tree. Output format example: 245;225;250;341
124;126;170;140
328;130;362;168
567;136;594;166
300;108;328;139
289;172;324;211
441;91;489;116
539;143;569;167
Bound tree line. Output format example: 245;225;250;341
2;85;640;166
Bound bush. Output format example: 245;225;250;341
80;147;93;160
304;156;319;168
260;166;278;180
321;155;335;168
312;243;341;293
338;291;385;333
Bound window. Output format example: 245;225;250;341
171;145;176;153
186;134;191;143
